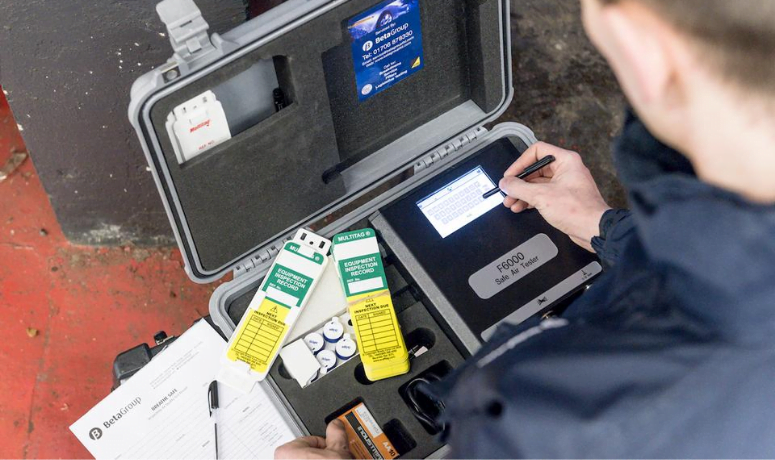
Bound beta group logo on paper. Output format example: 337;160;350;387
89;427;103;440
347;0;424;101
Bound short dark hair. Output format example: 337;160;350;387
600;0;775;94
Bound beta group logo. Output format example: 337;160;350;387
89;427;103;440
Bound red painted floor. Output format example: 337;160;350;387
0;87;228;459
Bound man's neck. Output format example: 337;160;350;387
684;86;775;204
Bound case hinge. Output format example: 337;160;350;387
156;0;215;74
232;239;287;279
414;126;488;172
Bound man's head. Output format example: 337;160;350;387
581;0;775;200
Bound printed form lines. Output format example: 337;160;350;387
355;310;399;352
235;315;283;364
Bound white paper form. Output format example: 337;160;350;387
70;321;297;459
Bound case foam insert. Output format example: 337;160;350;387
148;0;505;272
271;300;464;459
221;240;459;457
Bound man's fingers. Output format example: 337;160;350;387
273;424;353;460
499;176;545;205
503;176;550;210
274;437;327;459
324;420;351;456
294;436;328;449
510;200;530;213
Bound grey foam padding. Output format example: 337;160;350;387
150;49;347;272
322;0;504;167
466;0;505;112
149;0;503;272
271;300;465;459
221;239;458;457
212;58;280;135
227;284;261;326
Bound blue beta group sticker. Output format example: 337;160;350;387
348;0;424;101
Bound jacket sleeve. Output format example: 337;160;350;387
591;208;635;269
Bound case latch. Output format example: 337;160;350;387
156;0;214;74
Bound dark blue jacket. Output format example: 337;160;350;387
436;112;775;458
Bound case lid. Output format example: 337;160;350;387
129;0;514;283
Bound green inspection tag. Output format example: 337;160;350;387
261;264;314;308
222;230;331;387
337;253;387;297
259;243;325;309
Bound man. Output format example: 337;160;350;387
277;0;775;457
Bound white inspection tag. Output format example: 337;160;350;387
218;229;331;393
165;90;231;164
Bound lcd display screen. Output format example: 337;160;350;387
416;166;502;238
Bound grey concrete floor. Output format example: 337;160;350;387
498;0;628;208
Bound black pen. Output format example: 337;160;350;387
482;155;556;199
208;380;220;460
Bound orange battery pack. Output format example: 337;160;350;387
337;402;399;460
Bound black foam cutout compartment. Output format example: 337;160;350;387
323;399;418;456
398;361;453;435
383;419;418;455
405;327;436;351
146;0;504;273
354;363;376;386
269;300;465;459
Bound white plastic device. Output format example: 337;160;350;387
165;90;232;164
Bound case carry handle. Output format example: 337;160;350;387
156;0;214;72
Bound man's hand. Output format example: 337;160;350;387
275;420;354;460
500;142;611;252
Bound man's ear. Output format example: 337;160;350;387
598;2;675;108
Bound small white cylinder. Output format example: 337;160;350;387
335;334;357;361
316;349;338;374
303;332;325;355
323;318;345;343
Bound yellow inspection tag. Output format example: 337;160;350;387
218;229;331;393
332;229;409;382
227;297;290;373
348;291;409;381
